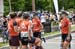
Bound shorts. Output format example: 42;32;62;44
33;32;41;38
18;33;21;40
20;37;36;45
19;33;36;45
61;34;72;42
9;36;20;46
20;37;29;45
29;37;36;44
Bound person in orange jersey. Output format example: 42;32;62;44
19;13;42;49
32;13;43;38
60;12;72;49
15;11;23;49
8;12;20;49
32;13;43;49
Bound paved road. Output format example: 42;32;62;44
43;33;75;49
1;33;75;49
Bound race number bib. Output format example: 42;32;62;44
21;32;29;37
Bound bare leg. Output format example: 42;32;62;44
35;38;43;49
13;46;18;49
19;41;22;49
21;45;28;49
9;46;13;49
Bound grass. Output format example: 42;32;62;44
44;24;75;37
43;31;60;36
0;42;8;47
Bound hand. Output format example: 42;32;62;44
28;37;31;40
66;36;70;40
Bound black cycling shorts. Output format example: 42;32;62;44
33;32;41;38
19;32;36;45
61;34;72;42
9;36;20;46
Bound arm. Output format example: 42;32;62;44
28;22;32;39
13;21;18;32
40;22;44;31
67;19;71;38
68;22;71;37
39;19;43;31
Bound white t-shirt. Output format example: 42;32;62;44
41;15;46;23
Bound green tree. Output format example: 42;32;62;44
4;0;9;15
4;0;75;15
4;0;25;15
58;0;75;11
11;0;25;11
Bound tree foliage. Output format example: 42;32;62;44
4;0;75;15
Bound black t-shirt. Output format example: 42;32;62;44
3;21;7;28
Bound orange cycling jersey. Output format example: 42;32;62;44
19;20;30;32
8;19;19;36
32;18;41;32
60;18;70;34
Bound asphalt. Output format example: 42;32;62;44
0;32;75;49
43;33;75;49
0;32;61;49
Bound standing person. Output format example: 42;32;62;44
2;15;9;41
19;13;42;49
15;11;23;49
32;13;43;49
19;13;32;49
32;13;43;38
8;12;20;49
40;13;46;25
40;13;46;42
60;12;72;49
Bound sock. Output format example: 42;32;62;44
69;44;71;49
42;38;46;42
